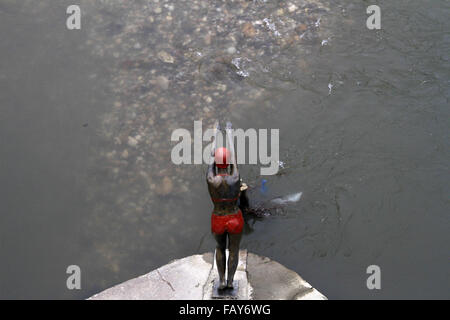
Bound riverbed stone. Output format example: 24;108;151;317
242;22;256;38
157;176;173;196
157;51;175;64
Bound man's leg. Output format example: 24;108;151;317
214;233;227;290
227;232;242;288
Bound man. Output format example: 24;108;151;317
206;121;245;290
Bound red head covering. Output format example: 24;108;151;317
215;147;231;169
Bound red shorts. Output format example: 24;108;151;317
211;210;244;235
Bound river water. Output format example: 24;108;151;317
0;0;448;299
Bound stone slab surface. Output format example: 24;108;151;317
246;253;326;300
89;251;326;300
89;253;213;300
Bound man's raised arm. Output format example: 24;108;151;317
207;121;220;181
226;121;239;178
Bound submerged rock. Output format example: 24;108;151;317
157;51;175;64
157;176;173;196
154;76;170;90
127;136;139;147
242;22;256;38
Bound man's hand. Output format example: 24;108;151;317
226;121;232;130
213;120;220;133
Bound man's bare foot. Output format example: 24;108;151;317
218;280;227;290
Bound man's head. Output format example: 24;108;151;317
215;147;231;169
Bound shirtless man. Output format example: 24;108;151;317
207;121;243;290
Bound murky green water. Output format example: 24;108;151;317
0;0;448;299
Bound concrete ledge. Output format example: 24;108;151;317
89;253;213;300
89;251;326;300
246;253;325;300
